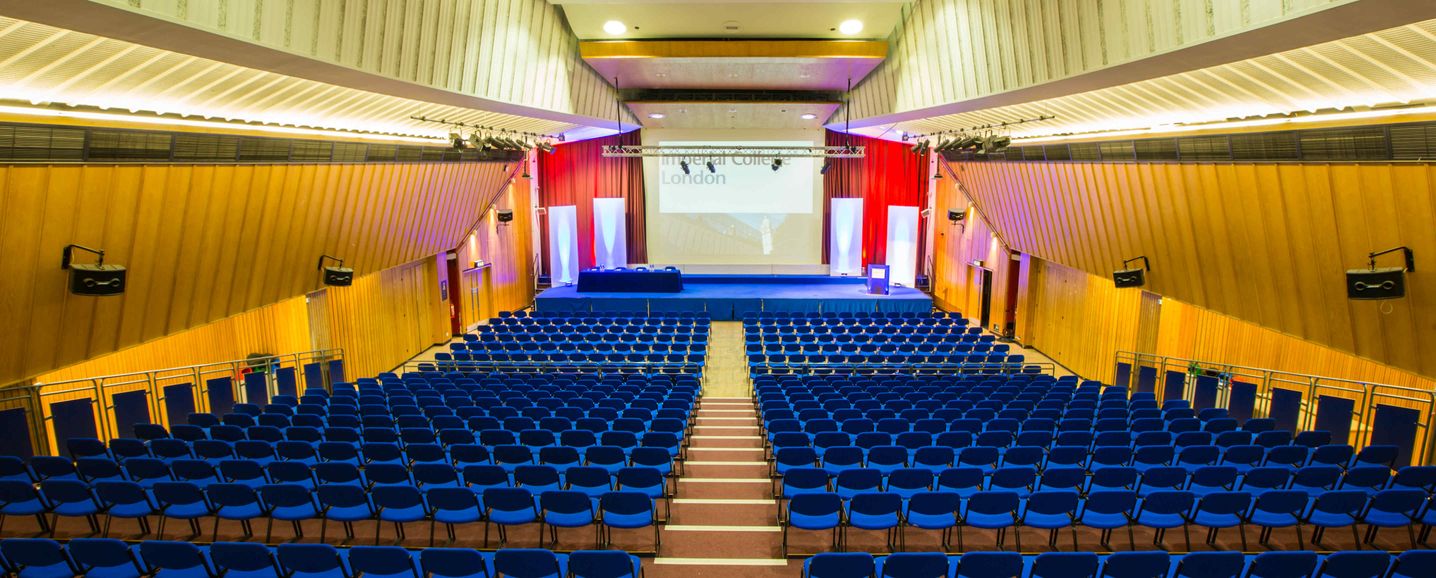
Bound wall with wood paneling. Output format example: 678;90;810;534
1;161;515;386
1022;259;1145;383
948;160;1436;380
317;258;450;380
32;296;311;384
929;167;1017;333
847;0;1350;120
1007;256;1436;390
455;173;537;329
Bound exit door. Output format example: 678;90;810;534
978;268;993;331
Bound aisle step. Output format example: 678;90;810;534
685;463;769;478
669;501;778;525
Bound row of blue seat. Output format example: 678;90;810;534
2;475;665;548
744;313;965;324
780;487;1436;555
0;538;644;578
802;550;1434;578
774;465;1436;502
54;436;684;470
773;445;1405;479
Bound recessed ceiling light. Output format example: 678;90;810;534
838;19;864;35
648;113;665;119
800;113;817;120
603;20;627;35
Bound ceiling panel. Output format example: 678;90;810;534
883;18;1436;141
581;40;886;91
628;101;840;129
556;0;909;40
0;15;585;139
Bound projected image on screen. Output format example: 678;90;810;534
657;141;815;214
644;130;825;265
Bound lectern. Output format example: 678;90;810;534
866;265;890;296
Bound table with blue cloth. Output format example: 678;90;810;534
576;270;684;293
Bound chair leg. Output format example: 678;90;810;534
1295;522;1305;550
1238;524;1248;551
1407;523;1418;548
483;520;490;549
1126;524;1136;551
430;520;437;547
265;517;275;543
1182;523;1192;551
538;521;546;549
103;514;113;538
1350;525;1362;550
156;516;167;540
1014;525;1022;551
319;517;328;543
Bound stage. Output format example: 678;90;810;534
535;274;933;320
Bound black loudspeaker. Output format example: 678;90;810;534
948;209;966;222
496;210;514;223
69;264;127;296
1346;267;1406;300
1113;268;1146;288
323;266;354;287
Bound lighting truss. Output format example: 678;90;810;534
601;145;865;159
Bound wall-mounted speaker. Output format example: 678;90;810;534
62;244;126;296
496;210;514;223
317;254;351;286
1113;268;1146;288
323;267;354;287
1346;267;1405;300
69;264;127;296
948;209;966;223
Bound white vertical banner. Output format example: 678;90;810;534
547;205;580;285
592;197;628;269
829;197;864;276
885;205;919;288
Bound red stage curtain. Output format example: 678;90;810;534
536;131;646;274
822;130;931;268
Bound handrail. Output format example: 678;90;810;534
1114;350;1436;466
19;349;344;456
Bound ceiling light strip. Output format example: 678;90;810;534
0;104;447;144
1013;104;1436;145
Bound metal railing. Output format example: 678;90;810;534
20;349;344;456
1114;351;1436;466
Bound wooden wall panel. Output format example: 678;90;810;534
1022;259;1144;383
1;161;516;386
34;296;311;384
929;168;1014;332
320;258;450;380
949;161;1436;379
1155;298;1436;391
455;173;537;328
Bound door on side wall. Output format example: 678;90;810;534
979;268;994;332
1001;252;1022;337
446;253;464;336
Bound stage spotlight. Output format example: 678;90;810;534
450;133;468;150
820;160;831;175
706;160;716;174
771;158;783;172
680;159;691;175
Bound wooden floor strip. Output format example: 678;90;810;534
654;558;790;566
